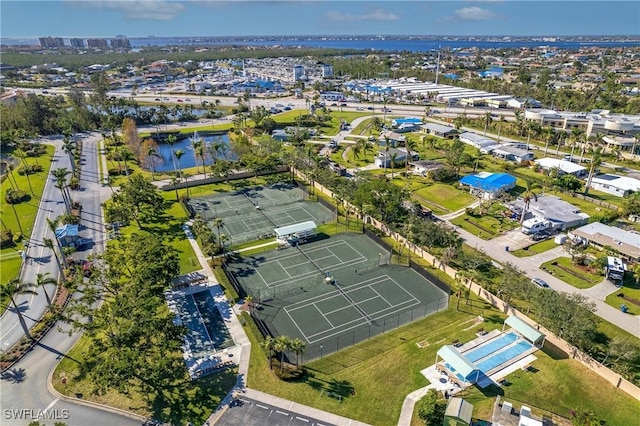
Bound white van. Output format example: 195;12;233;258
521;218;552;235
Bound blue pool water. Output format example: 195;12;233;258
477;341;532;372
193;291;234;350
465;332;517;362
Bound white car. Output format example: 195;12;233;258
531;278;550;288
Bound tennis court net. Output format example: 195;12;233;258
334;280;374;325
243;191;279;227
296;244;325;276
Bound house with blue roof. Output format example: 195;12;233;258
55;224;80;248
459;172;516;199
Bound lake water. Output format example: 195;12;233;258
154;132;231;172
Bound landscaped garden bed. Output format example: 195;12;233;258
540;257;603;289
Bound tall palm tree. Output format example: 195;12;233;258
46;217;68;268
260;336;275;370
584;147;603;195
166;134;179;173
570;127;585;160
520;179;538;225
1;279;38;340
35;272;57;307
62;133;77;175
543;127;555;156
405;139;417;175
170;176;180;201
192;137;202;174
212;217;223;245
483;111;492;136
289;338;306;369
118;147;134;178
174;149;185;180
554;131;566;157
389;152;398;179
52;168;72;214
273;335;291;373
43;237;66;284
147;147;159;180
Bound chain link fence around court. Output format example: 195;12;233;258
298;297;449;363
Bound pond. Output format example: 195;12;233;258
153;132;232;172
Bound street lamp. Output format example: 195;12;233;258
320;344;323;358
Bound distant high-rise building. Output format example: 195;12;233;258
321;64;334;78
110;38;131;49
87;38;109;49
293;65;305;81
70;38;85;48
38;37;65;48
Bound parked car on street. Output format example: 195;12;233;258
531;278;550;288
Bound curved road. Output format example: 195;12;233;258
1;135;141;426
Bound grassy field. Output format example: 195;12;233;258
413;183;475;213
53;334;237;425
450;213;520;239
605;276;640;316
1;143;55;307
512;239;559;258
238;293;640;426
540;257;603;289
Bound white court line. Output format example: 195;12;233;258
369;285;393;307
315;304;335;328
275;259;294;278
284;307;312;342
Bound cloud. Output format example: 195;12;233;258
325;8;399;23
443;6;501;22
66;0;185;21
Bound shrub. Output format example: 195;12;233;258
0;229;14;248
417;389;446;424
69;177;80;189
17;164;43;175
5;188;28;204
12;232;23;244
60;213;80;225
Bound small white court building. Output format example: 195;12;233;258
275;221;317;244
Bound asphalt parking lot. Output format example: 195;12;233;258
215;397;337;426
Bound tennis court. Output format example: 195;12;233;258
186;183;335;244
224;233;450;361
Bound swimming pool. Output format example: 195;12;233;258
476;340;532;372
465;332;517;363
193;290;234;351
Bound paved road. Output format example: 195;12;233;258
1;135;142;426
1;137;69;351
451;226;640;337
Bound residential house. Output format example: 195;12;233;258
590;174;640;197
459;172;517;199
510;195;590;231
569;222;640;263
421;123;458;139
408;160;445;176
374;147;418;168
534;158;587;177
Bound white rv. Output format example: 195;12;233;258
606;256;625;284
521;218;552;235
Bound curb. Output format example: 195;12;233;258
47;355;147;423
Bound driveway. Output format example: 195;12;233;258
450;225;640;337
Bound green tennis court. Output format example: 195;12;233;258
186;183;335;244
224;233;450;361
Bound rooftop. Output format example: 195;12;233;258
510;195;589;224
534;158;587;174
459;172;517;192
571;222;640;259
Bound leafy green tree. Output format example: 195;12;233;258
444;138;465;177
416;389;445;425
107;174;166;228
352;179;408;225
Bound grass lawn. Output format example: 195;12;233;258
540;257;603;289
53;334;237;425
451;214;517;239
460;342;640;425
512;239;559;258
413;183;475;213
605;276;640;316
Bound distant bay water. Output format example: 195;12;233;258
128;37;640;51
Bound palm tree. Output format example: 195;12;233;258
584;147;603;195
260;336;275;369
170;176;180;201
570;127;585;160
118;147;135;178
483;111;492;136
43;237;66;284
212;217;223;245
555;131;566;157
520;179;538;225
273;335;291;373
146;147;159;180
52;168;72;214
389;152;398;179
542;127;555;156
174;149;185;180
46;217;67;268
62;133;77;175
166;134;179;173
191;137;203;174
35;272;57;307
289;338;306;369
1;279;38;340
405;139;417;175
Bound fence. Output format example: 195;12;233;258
298;297;449;363
261;169;640;400
160;165;289;191
220;261;247;299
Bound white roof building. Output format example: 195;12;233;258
590;174;640;197
570;222;640;261
534;158;587;177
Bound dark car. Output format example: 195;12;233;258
531;232;548;242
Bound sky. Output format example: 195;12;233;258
1;1;639;40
